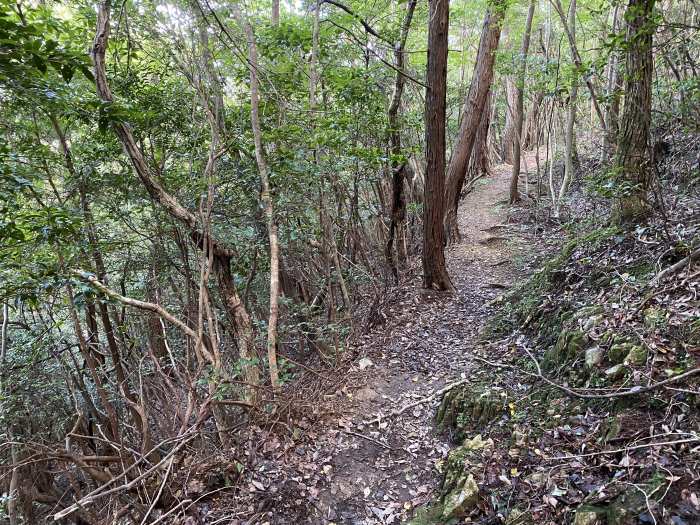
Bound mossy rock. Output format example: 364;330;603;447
543;329;587;369
599;417;622;444
643;307;666;329
571;472;665;525
573;506;607;525
573;305;604;323
437;385;507;438
623;345;647;366
405;505;452;525
442;435;493;492
607;472;665;524
604;364;627;381
505;507;533;524
441;473;479;520
608;342;635;364
408;438;489;525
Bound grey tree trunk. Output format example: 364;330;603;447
509;0;536;203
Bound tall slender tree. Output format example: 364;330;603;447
423;0;452;290
386;0;418;281
509;0;536;203
558;0;579;213
443;2;506;243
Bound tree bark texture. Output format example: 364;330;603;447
232;4;281;390
443;3;505;244
615;0;656;222
467;89;493;184
501;77;517;165
423;0;452;291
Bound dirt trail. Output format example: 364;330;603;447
308;158;537;524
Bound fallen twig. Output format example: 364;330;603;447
649;247;700;286
472;354;700;400
140;456;174;525
53;431;198;521
543;437;699;462
341;430;394;450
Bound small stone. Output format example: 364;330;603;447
462;434;494;451
527;472;546;486
358;357;374;370
585;346;604;367
605;364;626;380
442;474;479;519
354;387;377;402
573;509;605;525
506;507;533;524
609;342;632;364
583;315;603;331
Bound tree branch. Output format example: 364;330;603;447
321;0;389;43
71;270;197;341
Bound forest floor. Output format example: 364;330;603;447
205;142;698;525
299;154;543;524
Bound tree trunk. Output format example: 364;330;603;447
92;0;260;395
602;3;622;163
386;0;417;282
272;0;279;26
232;4;281;390
615;0;656;222
509;0;536;203
522;91;544;150
443;3;506;244
501;77;517;165
422;0;452;291
557;0;578;213
467;89;493;183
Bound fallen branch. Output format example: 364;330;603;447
649;247;700;286
472;353;700;400
366;379;467;425
543;437;700;462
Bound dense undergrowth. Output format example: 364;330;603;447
412;136;700;525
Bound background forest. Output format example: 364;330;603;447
0;0;698;523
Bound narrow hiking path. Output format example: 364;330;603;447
305;156;541;524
